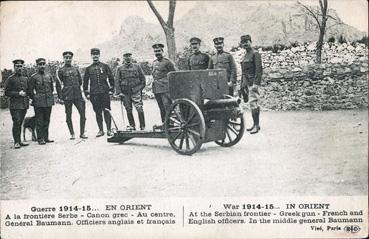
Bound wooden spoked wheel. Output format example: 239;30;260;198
215;114;245;147
165;99;206;155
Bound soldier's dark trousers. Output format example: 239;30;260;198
90;93;111;132
64;99;86;135
34;106;52;141
10;109;27;144
229;86;234;96
154;93;172;123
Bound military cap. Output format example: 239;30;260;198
12;59;25;65
152;43;165;49
62;51;74;57
241;35;252;43
123;53;132;57
213;37;224;44
36;58;46;64
190;37;201;44
91;48;100;54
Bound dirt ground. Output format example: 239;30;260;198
0;100;367;200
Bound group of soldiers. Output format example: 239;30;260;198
4;34;262;149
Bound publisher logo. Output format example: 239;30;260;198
344;225;361;233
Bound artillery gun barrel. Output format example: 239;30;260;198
203;97;241;109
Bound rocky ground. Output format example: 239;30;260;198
0;100;367;200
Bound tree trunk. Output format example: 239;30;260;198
316;28;324;63
164;28;177;62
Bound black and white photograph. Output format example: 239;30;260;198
0;1;368;238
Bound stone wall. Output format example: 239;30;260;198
232;42;369;111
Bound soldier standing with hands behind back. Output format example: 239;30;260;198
240;35;263;134
115;53;146;131
5;59;29;149
83;48;114;137
56;51;88;140
29;58;55;145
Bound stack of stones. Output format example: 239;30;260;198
232;42;368;111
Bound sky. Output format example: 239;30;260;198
1;0;368;69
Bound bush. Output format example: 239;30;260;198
357;36;368;46
338;35;347;44
328;36;335;43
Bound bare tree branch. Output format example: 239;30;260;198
168;0;176;27
325;22;345;31
297;1;321;29
147;0;167;29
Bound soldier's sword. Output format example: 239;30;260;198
104;108;119;131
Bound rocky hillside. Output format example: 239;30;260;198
76;2;366;63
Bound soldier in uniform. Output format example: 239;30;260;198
4;59;30;149
240;35;263;134
56;51;88;140
83;48;114;137
188;37;209;70
208;37;237;96
115;53;146;130
151;43;176;128
29;58;55;145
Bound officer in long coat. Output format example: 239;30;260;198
208;37;237;96
83;48;114;137
151;43;176;128
115;53;146;130
4;59;30;149
240;35;263;134
29;58;55;144
56;51;88;140
188;37;209;70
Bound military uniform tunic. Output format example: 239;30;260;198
152;57;176;94
208;51;237;84
83;62;114;95
29;71;55;141
5;74;30;110
115;63;146;95
29;72;55;107
188;52;210;70
56;65;83;101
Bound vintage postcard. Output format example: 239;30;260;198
0;1;368;238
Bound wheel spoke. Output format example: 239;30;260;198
188;128;200;138
185;134;190;150
179;133;185;149
187;132;197;146
170;131;182;144
225;128;232;142
169;116;181;126
227;125;239;135
167;126;181;132
186;111;196;124
174;109;185;123
187;122;200;128
229;121;241;126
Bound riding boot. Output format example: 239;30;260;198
138;111;145;130
127;112;135;128
80;117;88;138
250;107;260;134
247;109;256;131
